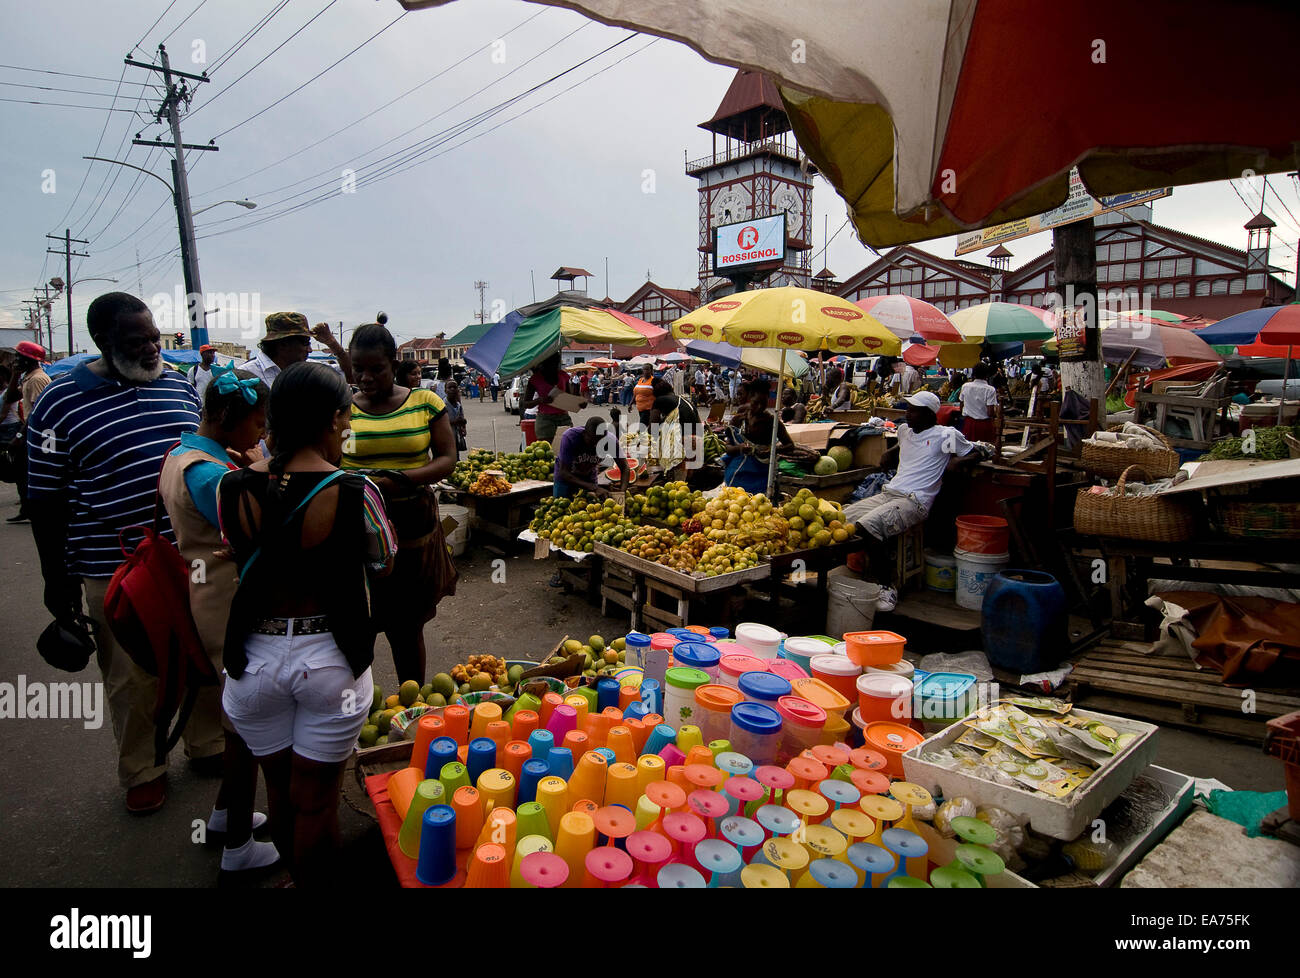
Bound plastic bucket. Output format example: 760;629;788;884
442;503;470;557
825;573;880;639
718;653;768;689
913;671;977;734
924;550;955;592
953;548;1009;611
864;659;915;683
520;418;537;446
955;515;1009;555
855;673;913;724
809;654;862;702
735;622;784;659
843;630;906;668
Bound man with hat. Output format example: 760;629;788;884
240;312;351;387
189;343;218;400
2;340;51;523
843;390;985;611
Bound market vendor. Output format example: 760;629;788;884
521;352;578;444
722;377;796;493
958;362;1000;442
554;411;629;499
843;390;988;610
649;379;703;478
780;387;808;424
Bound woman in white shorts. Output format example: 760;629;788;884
218;362;395;887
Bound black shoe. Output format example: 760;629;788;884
189;754;225;777
548;571;565;588
6;512;29;524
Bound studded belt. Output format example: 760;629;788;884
252;616;331;637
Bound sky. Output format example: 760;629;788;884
3;0;1298;355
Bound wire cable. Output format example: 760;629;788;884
160;0;211;46
135;0;182;52
43;65;130;234
208;0;294;74
0;63;154;86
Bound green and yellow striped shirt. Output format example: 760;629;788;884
342;388;446;471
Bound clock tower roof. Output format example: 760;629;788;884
699;70;790;141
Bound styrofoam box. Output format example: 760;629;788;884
901;706;1159;840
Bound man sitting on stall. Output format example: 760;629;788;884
843;391;986;611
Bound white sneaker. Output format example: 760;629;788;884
875;586;898;613
220;837;281;872
208;808;269;834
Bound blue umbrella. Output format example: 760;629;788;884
45;352;100;375
464;310;525;377
1193;307;1285;346
162;349;202;365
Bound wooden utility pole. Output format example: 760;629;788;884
46;230;89;357
1053;218;1105;405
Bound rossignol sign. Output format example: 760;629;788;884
714;214;786;273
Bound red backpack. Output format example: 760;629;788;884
104;448;218;768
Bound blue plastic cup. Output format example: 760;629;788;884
527;728;554;763
643;723;676;757
467;737;497;786
547;746;574;782
593;747;616;766
639;679;663;716
415;805;457;886
596;678;620;713
518;758;550;806
425;736;459;780
623;701;649;722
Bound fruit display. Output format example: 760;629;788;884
813;455;838;475
529;493;638;552
620;525;683;561
696;542;761;576
779;487;855;549
698;487;790;556
827;445;854;471
451;443;553;490
451;654;510;690
624;480;705;526
702;429;725;464
544;635;628;680
469;471;512;496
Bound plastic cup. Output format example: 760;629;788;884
438;761;469;798
507;692;541;727
850;746;889;772
511;708;540;743
798;858;858;889
563;694;589;729
786;755;828;790
643;724;676;756
882;827;929;880
950;816;999;847
536;776;569;838
802;823;849;867
695;838;743;887
634;794;661;831
659;744;686;769
847;841;895;887
442;704;469;746
410;714;445;774
546;746;574;782
515;801;551;844
560;729;590;759
683;745;714;769
585;712;616;750
470;701;502;741
569;685;598;714
520;850;568;889
785;788;830;826
860;795;903;847
516;758;548;807
741;863;790;888
818;777;862;812
639;679;663;716
754;765;795;809
686;789;730;836
756;836;810;883
809;744;850;771
723;776;765;819
387;767;421;819
634;754;666;796
657;863;706;888
568;750;608;807
476;767;516;813
484;719;512;753
618;684;639;712
626;830;673;887
604;762;640;811
606;726;636;765
662;812;707;870
425;736;459;780
644;780;687;827
954;843;1005;885
720;815;764;860
708;739;731;760
622;701;649;723
510;834;553;888
465;842;509;888
466;737;496;786
666;765;689;791
683;764;725;793
592;747;616;767
676;725;704;755
887;874;931;888
571;798;599;819
555;810;596;888
545;704;578;741
414;805;457;886
539;692;564;727
592;805;636;847
829;808;875;850
930;863;982;888
755;804;801;841
583;846;633;887
452;785;484;850
398;779;445;859
596;677;620;712
526;728;554;764
848;768;891;798
500;740;531;782
474;806;517;860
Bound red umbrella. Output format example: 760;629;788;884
902;343;940;367
853;295;963;344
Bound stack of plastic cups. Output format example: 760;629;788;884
635;754;666;797
596;678;620;712
425;736;459;780
515;801;551;844
604;762;640;811
626;830;673;887
506;691;541;726
398;779;445;858
526;728;553;765
606;725;636;765
586;711;616;750
477;768;516;813
511;709;540;742
676;725;704;756
536;776;568;838
555;810;595;888
643;724;676;756
475;806;518;862
709;740;732;760
561;729;590;759
545;704;578;743
547;747;574;782
415;805;457;886
485;719;512;753
569;750;607;806
465;843;509;888
509;835;554;888
410;714;444;774
563;694;589;730
442;704;470;746
538;692;564;727
592;747;616;766
618;684;639;713
470;701;502;741
724;776;765;818
785;788;831;827
623;700;649;723
517;758;549;806
452;785;484;849
466;738;496;785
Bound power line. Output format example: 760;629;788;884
0;80;143;99
211;8;408;140
0;96;142;112
135;0;182;52
160;0;211;45
0;63;154;86
208;0;294;74
43;65;130;234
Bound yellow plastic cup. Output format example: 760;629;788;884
801;823;848;870
510;834;553;888
604;762;640;812
470;701;503;741
563;694;589;729
536;775;569;839
555;810;596;889
634;793;661;831
676;724;704;755
741;863;790;888
761;836;810;884
476;767;517;814
635;754;666;797
568;750;608;807
475;806;518;862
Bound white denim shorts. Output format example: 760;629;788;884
222;624;372;764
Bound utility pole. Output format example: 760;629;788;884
1054;218;1105;412
473;280;489;323
46;230;89;357
126;45;216;348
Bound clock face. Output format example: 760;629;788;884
774;186;803;236
711;187;748;226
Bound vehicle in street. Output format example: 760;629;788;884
503;375;526;413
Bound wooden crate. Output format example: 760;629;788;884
1067;638;1300;743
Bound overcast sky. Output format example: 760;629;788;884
3;0;1297;354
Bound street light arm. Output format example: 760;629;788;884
82;156;172;192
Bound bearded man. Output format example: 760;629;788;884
27;292;204;815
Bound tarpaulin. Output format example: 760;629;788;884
1156;590;1300;685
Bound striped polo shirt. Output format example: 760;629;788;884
26;364;201;577
341;388;446;471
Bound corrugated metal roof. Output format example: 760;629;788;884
444;322;494;346
699;70;790;140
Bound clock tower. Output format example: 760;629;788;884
686;70;815;300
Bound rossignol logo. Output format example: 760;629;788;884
709;300;741;312
821;306;863;321
777;331;805;345
740;330;767;344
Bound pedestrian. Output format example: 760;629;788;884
394;360;422;390
476;373;488;401
634;363;656;427
579;370;590;401
342;323;459;685
27;292;203;814
621;371;636;408
445;380;468;458
958;363;1000;442
158;365;280;873
2;342;51;523
729;368;741;405
521;353;574;445
218;362;396;886
490;371;500;402
190;344;219;400
433;358;453;400
240;313;353;387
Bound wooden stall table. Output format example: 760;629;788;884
765;538;868;595
438;478;554;548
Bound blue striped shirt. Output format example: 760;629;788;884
26;365;201;577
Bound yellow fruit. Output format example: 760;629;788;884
588;635;605;653
798;504;817;523
563;639;583;654
603;650;618;664
832;528;849;542
431;673;456;698
469;673;493;692
399;680;420;707
385;694;402;710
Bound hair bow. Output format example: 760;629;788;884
211;363;262;406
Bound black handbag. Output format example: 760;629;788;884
37;615;97;673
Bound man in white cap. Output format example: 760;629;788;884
843;390;984;611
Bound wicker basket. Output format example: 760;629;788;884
1081;424;1180;480
1212;498;1300;539
1073;465;1197;543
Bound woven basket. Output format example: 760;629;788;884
1081;424;1180;480
1212;499;1300;539
1073;465;1197;543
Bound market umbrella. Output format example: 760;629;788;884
464;310;525;377
416;2;1300;247
585;356;620;369
44;351;99;375
1195;305;1300;420
657;351;693;364
853;295;964;344
948;302;1055;344
484;307;654;381
685;339;810;378
902;341;939;368
1043;322;1221;368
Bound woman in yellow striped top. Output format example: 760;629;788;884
342;323;459;683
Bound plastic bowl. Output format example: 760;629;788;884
842;630;906;667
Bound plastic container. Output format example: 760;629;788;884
821;713;851;747
775;696;828;765
442;503;470;557
672;642;721;682
825;571;880;637
855;673;913;724
864;659;915;682
843;630;906;668
981;570;1068;673
718;653;769;689
953;548;1009;611
709;627;730;640
738;671;792;706
644;633;678;685
955;515;1009;555
780;636;830;674
766;657;809;683
693;684;745;745
735;622;784;658
623;632;651;672
662;667;710;730
913;671;978;733
857;718;924;778
788;676;852;721
924;550;955;592
810;654;862;702
727;702;783;765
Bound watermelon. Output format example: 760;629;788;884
828;445;854;472
813;455;838;476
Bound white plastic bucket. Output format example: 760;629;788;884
953;547;1009;611
924;550;956;592
865;659;915;682
825;572;880;638
735;622;784;659
442;503;470;556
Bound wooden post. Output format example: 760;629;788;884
1053;218;1105;404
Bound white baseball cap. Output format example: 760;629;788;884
904;390;941;413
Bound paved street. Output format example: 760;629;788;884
0;389;1283;886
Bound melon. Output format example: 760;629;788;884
827;445;854;472
813;455;838;476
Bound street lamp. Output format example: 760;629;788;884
192;199;257;217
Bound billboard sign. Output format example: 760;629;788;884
713;213;786;274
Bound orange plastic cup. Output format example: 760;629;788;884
470;701;502;741
684;745;715;769
624;717;650;753
568;750;607;806
618;685;639;712
477;767;516;813
465;843;510;888
555;810;596;888
511;709;540;742
442;703;470;746
485;719;512;753
642;713;665;731
563;694;589;729
571;798;599;818
536;776;569;839
561;729;590;757
539;692;564;727
635;754;666;796
683;763;725;792
585;712;616;750
604;761;639;811
606;726;636;765
410;714;445;772
501;740;531;781
666;765;690;791
387;766;421;821
475;807;518;863
453;785;485;849
786;755;828;791
810;744;850;770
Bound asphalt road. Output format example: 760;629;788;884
0;389;1282;887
